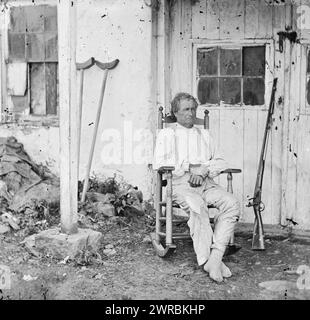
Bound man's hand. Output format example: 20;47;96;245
188;174;204;188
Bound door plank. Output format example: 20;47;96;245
219;0;245;40
219;108;244;216
257;0;273;38
257;109;273;224
206;0;220;39
192;0;207;39
245;0;259;39
242;109;258;223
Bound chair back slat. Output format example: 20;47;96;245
158;106;164;129
158;107;210;129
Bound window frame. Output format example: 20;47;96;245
0;1;59;127
191;39;275;111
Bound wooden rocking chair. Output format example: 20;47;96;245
150;106;242;258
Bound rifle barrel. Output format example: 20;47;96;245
251;78;278;250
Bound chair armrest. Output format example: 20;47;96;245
221;168;242;174
147;164;175;173
157;166;175;173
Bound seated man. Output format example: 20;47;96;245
153;92;240;283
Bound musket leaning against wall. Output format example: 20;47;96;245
247;78;278;251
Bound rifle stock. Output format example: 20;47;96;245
249;78;278;250
252;205;265;250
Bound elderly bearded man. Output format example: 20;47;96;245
153;92;241;283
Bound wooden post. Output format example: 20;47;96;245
0;6;8;117
156;0;171;112
58;0;78;234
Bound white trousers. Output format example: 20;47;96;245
172;174;240;266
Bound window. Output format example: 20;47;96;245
196;46;265;106
7;5;58;117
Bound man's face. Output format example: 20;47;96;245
174;99;197;128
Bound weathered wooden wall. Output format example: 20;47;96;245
166;0;310;230
0;0;155;198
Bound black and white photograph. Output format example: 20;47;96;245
0;0;310;307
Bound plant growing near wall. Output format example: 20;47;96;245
79;174;144;218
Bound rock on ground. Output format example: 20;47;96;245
22;227;102;259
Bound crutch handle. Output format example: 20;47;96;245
95;59;119;70
76;57;95;70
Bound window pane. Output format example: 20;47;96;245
25;5;45;32
243;46;265;76
10;7;26;32
198;78;219;104
11;96;28;114
45;33;58;61
8;33;25;60
220;49;241;76
307;50;310;73
30;63;46;115
26;33;45;61
243;78;265;105
46;63;58;115
219;78;241;104
44;6;57;32
197;48;218;75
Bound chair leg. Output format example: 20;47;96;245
165;171;173;246
224;172;241;256
227;172;235;245
155;172;162;243
151;171;176;258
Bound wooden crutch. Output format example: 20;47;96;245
81;58;119;203
76;57;95;176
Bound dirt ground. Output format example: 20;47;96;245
1;214;310;300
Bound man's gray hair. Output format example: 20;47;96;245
171;92;198;115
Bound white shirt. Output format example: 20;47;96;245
153;123;228;178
